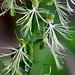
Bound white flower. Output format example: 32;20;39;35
0;0;16;16
43;36;64;70
43;20;73;69
53;0;70;28
53;0;75;28
0;45;32;75
0;0;25;16
16;2;47;37
44;22;72;49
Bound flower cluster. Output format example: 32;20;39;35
0;0;75;74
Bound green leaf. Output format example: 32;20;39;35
26;43;33;58
40;41;46;50
10;7;16;17
45;0;53;6
33;39;42;48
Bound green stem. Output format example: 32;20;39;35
33;41;41;61
54;9;57;15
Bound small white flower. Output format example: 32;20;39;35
44;21;72;50
16;2;47;37
0;0;16;16
53;0;75;28
53;0;70;28
0;0;25;16
43;20;73;69
0;45;32;75
43;36;64;70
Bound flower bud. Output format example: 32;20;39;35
49;14;55;23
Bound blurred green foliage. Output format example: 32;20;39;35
30;47;69;75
